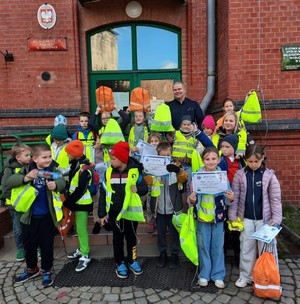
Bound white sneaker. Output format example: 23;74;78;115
67;248;82;260
75;256;91;272
235;278;250;288
215;279;225;289
198;278;208;287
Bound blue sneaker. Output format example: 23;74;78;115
116;262;128;279
129;260;143;275
15;267;40;283
42;271;53;288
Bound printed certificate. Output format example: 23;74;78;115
192;171;228;195
136;139;157;157
141;155;171;177
250;224;282;243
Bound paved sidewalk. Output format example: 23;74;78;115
0;246;299;304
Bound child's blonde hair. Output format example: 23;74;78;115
222;111;239;133
147;132;162;144
12;143;31;158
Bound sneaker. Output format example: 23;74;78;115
215;279;225;289
15;267;40;283
156;252;168;268
92;222;101;234
235;277;250;288
42;271;53;288
75;256;91;272
169;253;180;269
198;278;208;287
67;248;82;259
129;260;143;275
16;248;25;262
116;262;128;279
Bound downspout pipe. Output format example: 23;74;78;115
201;0;216;114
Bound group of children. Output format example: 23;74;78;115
1;97;282;291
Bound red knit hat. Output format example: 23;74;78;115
65;140;84;157
202;115;216;131
110;141;130;163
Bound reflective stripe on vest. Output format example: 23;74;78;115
197;195;215;222
105;167;145;222
6;167;21;206
51;146;69;169
77;131;95;162
128;126;149;149
150;178;163;197
105;166;115;213
52;191;63;221
69;164;92;205
172;131;196;158
12;184;38;212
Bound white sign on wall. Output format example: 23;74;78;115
37;4;56;29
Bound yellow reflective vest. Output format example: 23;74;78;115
105;167;145;222
69;164;93;205
128;125;149;149
77;131;95;163
172;131;197;159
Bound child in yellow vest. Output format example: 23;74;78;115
1;144;31;262
72;111;97;163
64;140;93;272
50;125;70;176
188;146;234;289
98;141;148;279
144;141;188;269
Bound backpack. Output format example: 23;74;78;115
80;165;100;196
95;86;115;112
252;244;282;299
130;87;151;112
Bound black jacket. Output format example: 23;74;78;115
167;97;204;130
98;157;148;220
63;156;93;212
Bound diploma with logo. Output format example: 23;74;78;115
141;155;171;177
136;139;157;157
250;224;282;243
192;171;228;195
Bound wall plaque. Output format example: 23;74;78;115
282;45;300;71
37;4;57;29
28;38;67;51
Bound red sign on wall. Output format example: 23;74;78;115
28;38;67;51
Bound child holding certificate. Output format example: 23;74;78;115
188;146;234;289
144;141;188;269
228;145;282;288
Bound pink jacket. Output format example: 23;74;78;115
228;167;282;226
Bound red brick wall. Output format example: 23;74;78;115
218;0;300;105
0;0;81;127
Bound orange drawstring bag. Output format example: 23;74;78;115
96;86;115;112
252;243;282;299
130;87;151;112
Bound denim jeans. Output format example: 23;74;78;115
9;209;23;250
197;221;225;281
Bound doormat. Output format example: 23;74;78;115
53;257;217;292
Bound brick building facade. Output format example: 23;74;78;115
0;0;299;205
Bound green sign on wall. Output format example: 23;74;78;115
282;46;300;71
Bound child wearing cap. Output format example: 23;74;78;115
45;115;72;145
197;115;216;154
219;134;246;264
50;125;71;176
98;141;148;279
172;115;214;196
63;140;93;272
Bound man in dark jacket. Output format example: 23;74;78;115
167;81;204;130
